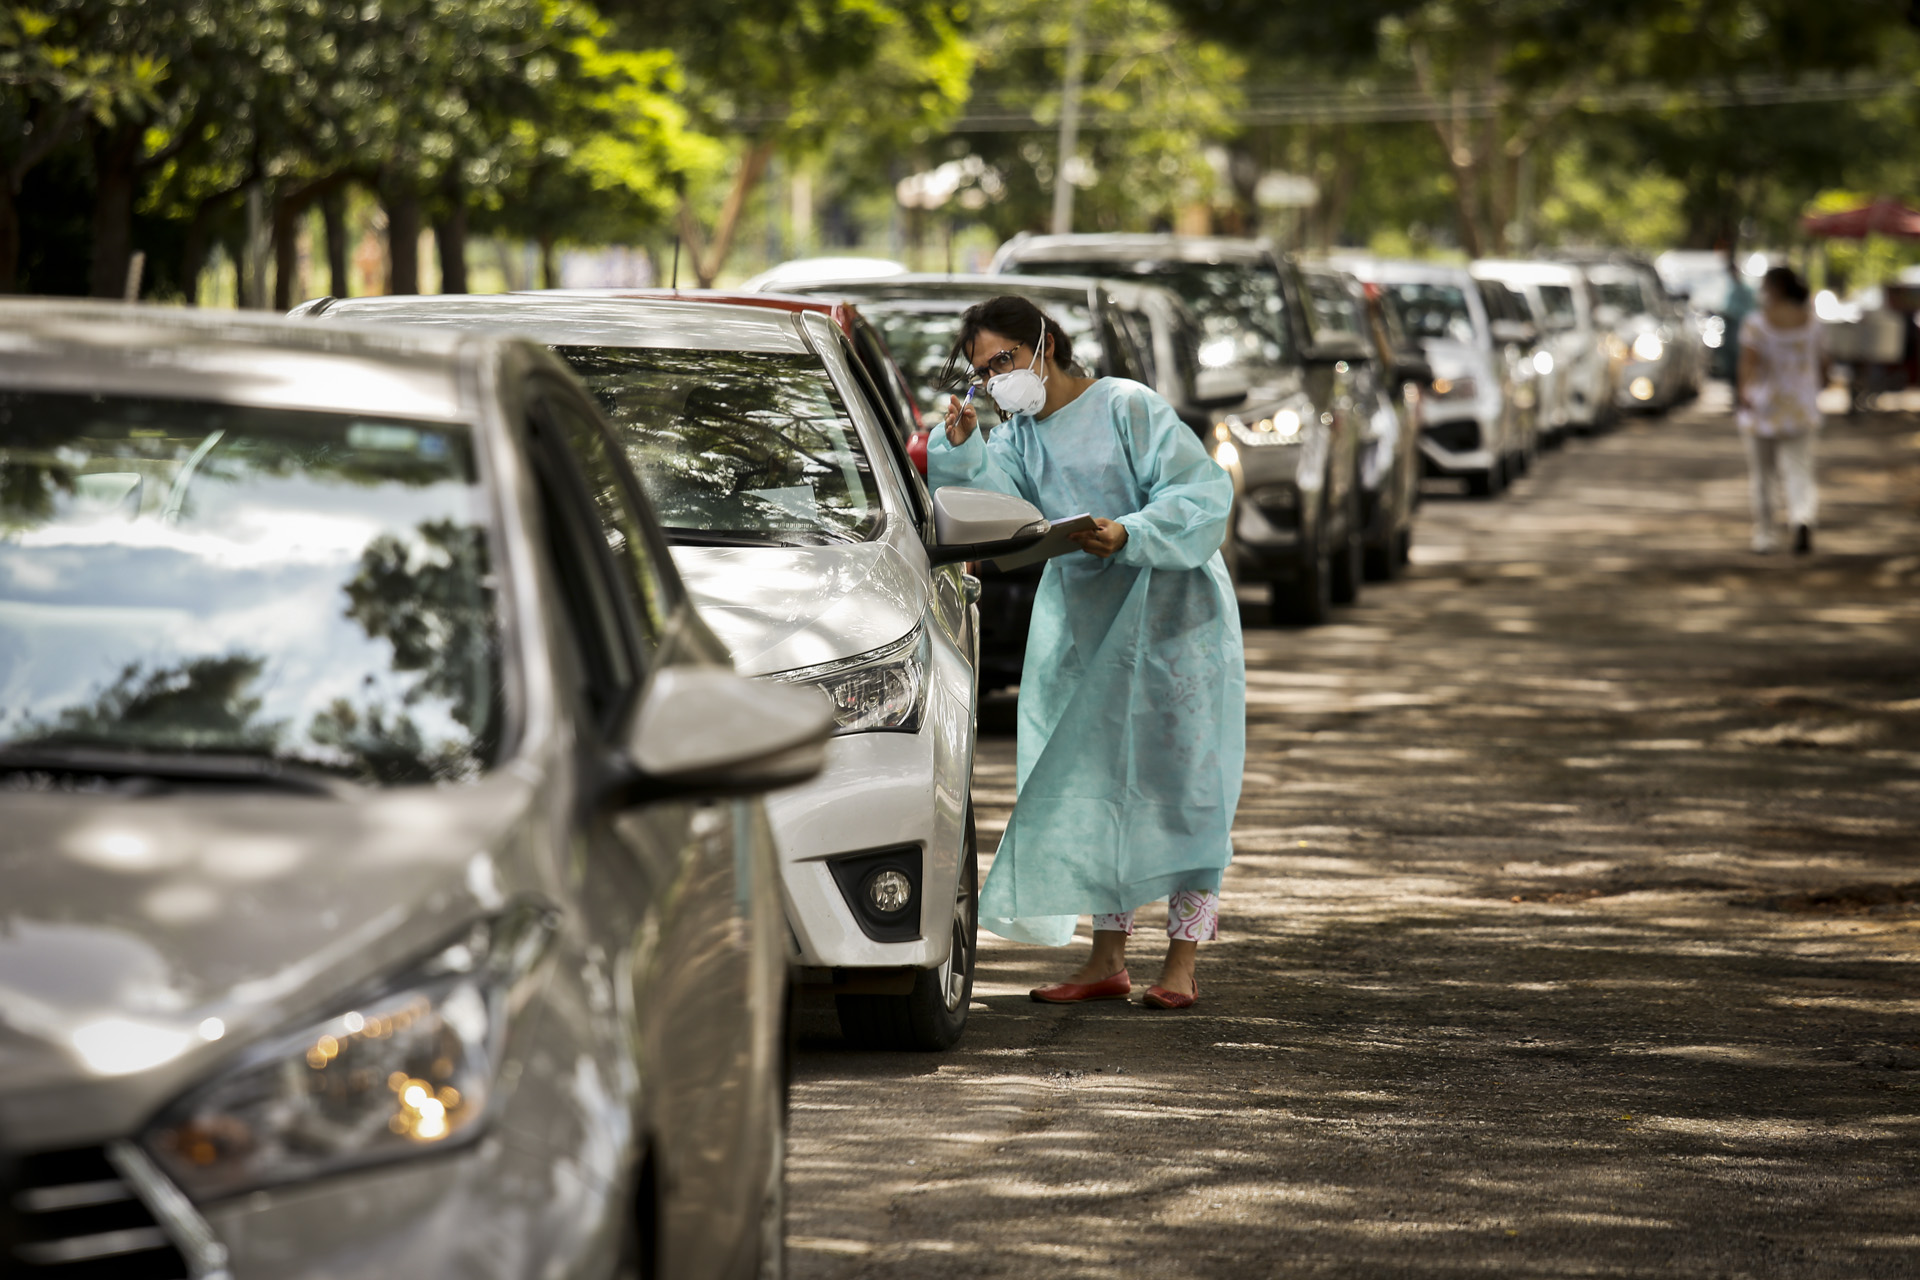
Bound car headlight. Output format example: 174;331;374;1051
769;625;928;734
1429;376;1477;400
1632;332;1664;362
1219;407;1304;446
143;905;555;1201
1532;350;1555;376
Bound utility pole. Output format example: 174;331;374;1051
1051;0;1089;236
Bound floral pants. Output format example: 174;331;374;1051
1093;890;1219;942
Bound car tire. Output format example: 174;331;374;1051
1270;510;1332;626
835;810;978;1052
1396;525;1413;568
1330;484;1363;605
1466;464;1498;498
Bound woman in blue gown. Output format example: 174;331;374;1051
929;296;1245;1010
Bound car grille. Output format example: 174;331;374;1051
4;1146;190;1278
1423;419;1482;453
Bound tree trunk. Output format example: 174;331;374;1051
0;185;19;293
322;187;350;298
680;138;777;287
89;123;143;299
383;183;421;295
179;196;227;307
538;233;557;290
272;194;303;312
433;199;468;295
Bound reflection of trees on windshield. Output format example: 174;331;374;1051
1016;262;1292;367
22;655;284;753
343;519;497;736
557;347;880;542
860;300;1101;417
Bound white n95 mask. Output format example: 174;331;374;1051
986;342;1048;416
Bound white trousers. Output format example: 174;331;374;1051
1093;890;1219;942
1741;430;1818;546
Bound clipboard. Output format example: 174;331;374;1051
988;513;1098;570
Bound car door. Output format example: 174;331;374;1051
526;380;768;1279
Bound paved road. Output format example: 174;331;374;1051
788;398;1920;1278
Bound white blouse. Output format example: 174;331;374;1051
1739;313;1825;438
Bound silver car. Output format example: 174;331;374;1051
1472;260;1616;436
295;294;1045;1053
0;301;834;1279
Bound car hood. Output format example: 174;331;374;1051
671;541;926;677
1419;336;1490;381
0;775;540;1145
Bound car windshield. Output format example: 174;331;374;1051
556;347;881;545
845;296;1102;419
1012;259;1294;370
1595;277;1647;314
1384;282;1478;343
1538;284;1578;330
0;391;500;784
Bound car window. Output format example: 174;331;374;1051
0;390;501;784
555;347;882;546
1385;282;1477;343
536;386;671;652
1099;309;1144;384
837;340;931;533
1114;306;1159;389
1538;284;1578;330
1594;275;1647;314
1013;258;1295;370
851;322;919;444
1303;273;1364;338
526;420;637;730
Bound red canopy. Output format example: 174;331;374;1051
1802;199;1920;239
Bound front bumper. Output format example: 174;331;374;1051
764;727;964;971
1417;412;1494;474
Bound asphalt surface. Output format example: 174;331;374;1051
788;393;1920;1278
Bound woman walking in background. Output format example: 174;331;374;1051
1737;266;1829;554
929;295;1244;1011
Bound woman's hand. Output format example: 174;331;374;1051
1069;518;1129;559
943;394;978;446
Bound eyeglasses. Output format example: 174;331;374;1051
968;345;1025;384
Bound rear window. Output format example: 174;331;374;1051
556;347;882;546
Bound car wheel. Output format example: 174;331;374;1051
1363;517;1403;583
1465;464;1498;498
835;810;978;1052
1395;525;1413;568
1329;484;1362;605
1270;508;1332;626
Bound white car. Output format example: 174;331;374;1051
1340;258;1527;497
297;293;1047;1051
1571;259;1698;411
1472;259;1616;436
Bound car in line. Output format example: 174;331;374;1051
1339;257;1531;498
1559;254;1701;412
1298;262;1425;580
295;292;1035;1053
0;300;837;1279
1472;259;1617;436
993;233;1365;624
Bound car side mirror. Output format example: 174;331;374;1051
1191;365;1252;408
927;486;1048;566
1490;318;1536;345
608;667;834;805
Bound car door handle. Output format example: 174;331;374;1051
960;573;982;605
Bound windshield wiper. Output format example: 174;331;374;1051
662;527;854;548
0;743;360;798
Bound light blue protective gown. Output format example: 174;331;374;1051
928;378;1246;946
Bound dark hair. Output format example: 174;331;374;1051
1762;265;1810;305
938;295;1075;392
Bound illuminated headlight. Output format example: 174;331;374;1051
1630;376;1656;401
769;626;928;734
1429;377;1477;400
144;906;555;1200
1701;316;1726;349
1532;350;1555;376
1197;338;1237;368
1631;332;1664;362
1222;407;1304;447
1214;440;1240;468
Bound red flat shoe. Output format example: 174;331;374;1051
1142;982;1198;1010
1031;969;1131;1003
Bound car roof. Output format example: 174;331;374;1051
996;233;1274;266
304;293;811;355
1469;260;1583;286
1340;258;1474;286
0;298;477;421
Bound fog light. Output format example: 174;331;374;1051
867;869;912;915
1629;376;1655;401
